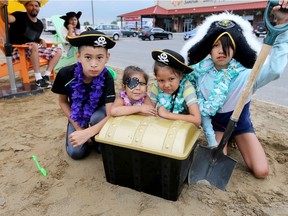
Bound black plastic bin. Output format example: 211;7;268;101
95;115;200;201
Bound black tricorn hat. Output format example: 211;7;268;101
181;12;261;69
152;49;193;74
68;30;116;49
60;11;82;21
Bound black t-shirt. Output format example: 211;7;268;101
9;12;43;44
51;64;116;107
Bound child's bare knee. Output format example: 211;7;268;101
57;48;62;55
31;43;38;52
253;166;269;178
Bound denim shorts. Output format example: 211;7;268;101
211;102;255;137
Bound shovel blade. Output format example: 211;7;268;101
188;145;237;190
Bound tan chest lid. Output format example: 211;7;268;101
95;115;201;160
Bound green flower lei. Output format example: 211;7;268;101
188;58;245;116
157;75;188;114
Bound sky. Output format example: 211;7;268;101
38;0;156;25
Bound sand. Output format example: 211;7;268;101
0;67;288;216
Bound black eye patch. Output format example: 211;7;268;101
126;77;146;89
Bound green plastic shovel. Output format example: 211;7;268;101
32;155;47;176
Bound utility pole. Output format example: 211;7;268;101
91;0;95;25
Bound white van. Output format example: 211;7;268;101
41;18;56;34
94;24;121;41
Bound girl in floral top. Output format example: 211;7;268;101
111;66;156;116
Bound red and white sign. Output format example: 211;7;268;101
124;16;140;22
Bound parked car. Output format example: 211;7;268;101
94;24;121;41
254;21;267;37
121;28;138;37
183;28;198;41
138;27;173;41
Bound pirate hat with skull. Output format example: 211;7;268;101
68;30;116;49
152;49;193;74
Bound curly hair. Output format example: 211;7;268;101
122;66;149;85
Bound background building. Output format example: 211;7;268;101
118;0;267;32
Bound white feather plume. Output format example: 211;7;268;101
180;11;262;64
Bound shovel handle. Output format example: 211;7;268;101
231;0;288;121
217;0;288;154
264;0;288;45
231;45;272;121
216;45;271;155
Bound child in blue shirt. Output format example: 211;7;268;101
181;2;288;178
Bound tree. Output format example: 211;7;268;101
83;21;90;26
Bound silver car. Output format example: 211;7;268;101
94;24;121;41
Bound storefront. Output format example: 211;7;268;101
118;1;267;32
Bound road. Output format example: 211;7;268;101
43;32;288;107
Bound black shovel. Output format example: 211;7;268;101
188;0;288;190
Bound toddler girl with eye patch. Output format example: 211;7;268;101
111;65;157;116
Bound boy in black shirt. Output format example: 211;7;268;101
52;30;116;159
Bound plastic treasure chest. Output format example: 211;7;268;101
95;115;201;201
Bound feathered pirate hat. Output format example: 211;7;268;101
181;11;262;68
68;30;116;49
152;49;193;74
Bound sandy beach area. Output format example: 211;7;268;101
0;65;288;216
